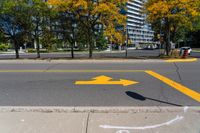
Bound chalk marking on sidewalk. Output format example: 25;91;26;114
146;70;200;102
100;115;184;130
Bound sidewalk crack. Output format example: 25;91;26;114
85;113;90;133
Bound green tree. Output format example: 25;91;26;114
51;11;78;58
48;0;127;58
0;31;6;44
184;16;200;47
40;28;56;52
95;32;108;50
27;0;55;58
145;0;200;55
0;0;30;58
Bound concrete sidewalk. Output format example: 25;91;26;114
0;107;199;133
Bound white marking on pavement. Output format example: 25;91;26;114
184;106;189;113
20;119;25;122
116;130;130;133
99;115;184;130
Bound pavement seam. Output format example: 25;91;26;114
160;84;171;106
85;113;90;133
174;62;183;83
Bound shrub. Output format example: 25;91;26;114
27;48;48;53
0;44;9;51
27;48;35;53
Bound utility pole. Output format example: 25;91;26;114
125;26;128;58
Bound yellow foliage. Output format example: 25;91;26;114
145;0;200;28
48;0;127;44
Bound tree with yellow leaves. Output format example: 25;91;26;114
145;0;200;55
48;0;127;58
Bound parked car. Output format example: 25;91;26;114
144;44;158;50
180;47;192;55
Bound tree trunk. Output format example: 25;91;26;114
36;37;40;58
89;38;93;58
166;34;170;56
71;29;75;59
14;40;19;59
71;41;74;59
165;20;171;56
88;34;93;58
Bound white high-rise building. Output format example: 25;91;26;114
127;0;154;45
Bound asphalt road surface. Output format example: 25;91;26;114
0;59;200;106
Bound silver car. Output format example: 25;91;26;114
180;47;192;55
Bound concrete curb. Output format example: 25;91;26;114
193;50;200;53
0;106;199;113
165;58;198;63
0;59;165;64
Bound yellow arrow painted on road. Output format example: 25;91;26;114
75;75;139;86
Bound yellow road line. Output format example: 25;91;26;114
146;70;200;103
0;70;146;73
166;58;198;63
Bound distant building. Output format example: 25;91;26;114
127;0;154;46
